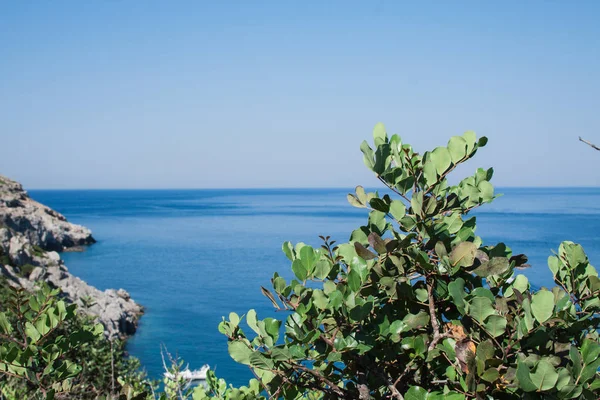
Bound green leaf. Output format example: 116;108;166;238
360;140;375;170
478;181;494;202
463;131;477;153
249;351;274;370
373;144;390;175
449;278;466;314
347;194;365;208
299;246;317;273
422;160;438;186
569;346;583;380
472;257;510;277
580;338;600;365
328;291;343;309
348;269;361;292
476;340;495;361
291;259;308;281
481;368;500;382
449;242;477;267
411;191;424;216
432;146;452;175
468;297;495;323
314;260;332;280
0;312;12;335
373;122;387;147
402;311;430;331
404;386;427;400
504;274;529;297
312;290;328;310
389;200;406;220
447;136;468;163
228;341;252;365
273;276;286;293
25;322;41;344
246;309;259;334
369;197;389;213
517;360;537;392
531;290;554;324
529;359;559;392
580;356;600;382
282;241;294;261
349;302;373;322
229;312;240;326
484;315;507;337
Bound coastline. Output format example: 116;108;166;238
0;174;143;340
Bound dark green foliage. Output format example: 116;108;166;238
0;256;10;267
0;281;153;399
0;247;10;267
32;245;46;257
17;263;36;278
0;283;103;398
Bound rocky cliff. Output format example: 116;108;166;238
0;175;143;339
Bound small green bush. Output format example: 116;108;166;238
0;256;10;267
16;263;36;278
32;245;46;257
0;282;153;399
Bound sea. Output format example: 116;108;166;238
28;188;600;387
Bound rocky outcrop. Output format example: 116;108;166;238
0;175;95;251
0;175;143;339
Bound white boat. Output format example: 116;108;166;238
164;364;210;381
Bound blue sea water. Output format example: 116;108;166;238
27;188;600;387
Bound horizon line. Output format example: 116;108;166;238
26;185;600;191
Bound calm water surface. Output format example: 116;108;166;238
28;188;600;386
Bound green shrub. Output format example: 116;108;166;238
0;285;104;399
205;124;600;399
0;281;153;400
32;245;46;257
15;263;36;278
0;255;10;267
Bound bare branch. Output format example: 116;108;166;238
426;278;442;352
579;137;600;151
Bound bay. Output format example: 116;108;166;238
28;187;600;387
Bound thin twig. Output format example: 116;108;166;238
110;339;115;397
579;137;600;151
377;176;411;202
292;364;347;398
426;278;443;352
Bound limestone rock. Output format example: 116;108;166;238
0;175;95;251
0;174;143;339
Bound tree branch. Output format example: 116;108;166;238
579;137;600;151
292;364;347;398
426;278;448;352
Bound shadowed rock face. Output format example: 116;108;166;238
0;175;142;339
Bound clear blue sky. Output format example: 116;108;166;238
1;1;599;189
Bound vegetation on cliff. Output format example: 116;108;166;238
1;124;599;399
